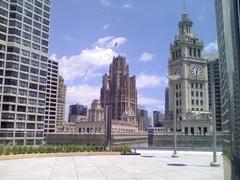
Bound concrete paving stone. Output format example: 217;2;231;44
0;150;223;180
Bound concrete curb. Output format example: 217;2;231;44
0;152;121;161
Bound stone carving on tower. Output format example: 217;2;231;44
165;12;212;135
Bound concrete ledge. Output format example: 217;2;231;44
0;152;120;161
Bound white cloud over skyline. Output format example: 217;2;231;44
122;4;132;9
136;73;168;89
139;52;154;62
103;23;111;30
204;40;218;53
53;36;127;82
95;36;127;49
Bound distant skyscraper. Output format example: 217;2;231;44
0;0;51;145
165;87;169;115
68;103;88;123
215;0;240;179
153;111;164;127
206;55;222;132
44;59;58;133
137;105;148;131
100;55;139;133
166;12;211;135
56;75;66;132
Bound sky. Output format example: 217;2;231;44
48;0;218;119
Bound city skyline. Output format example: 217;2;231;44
48;0;218;115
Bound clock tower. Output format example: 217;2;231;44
166;12;212;135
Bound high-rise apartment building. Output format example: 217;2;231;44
153;111;164;127
137;105;148;131
68;103;88;123
0;0;51;145
166;12;211;135
44;59;58;133
100;55;139;133
206;55;222;132
215;0;240;179
56;75;66;132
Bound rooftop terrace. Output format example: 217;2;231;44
0;150;223;180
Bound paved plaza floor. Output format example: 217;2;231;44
0;150;223;180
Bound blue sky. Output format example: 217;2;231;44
48;0;218;118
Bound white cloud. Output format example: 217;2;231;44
55;36;127;82
138;96;165;112
99;0;111;7
49;53;57;60
139;52;154;62
62;34;75;41
123;4;132;8
95;36;127;48
57;47;116;82
103;23;111;30
204;40;218;53
136;73;168;89
67;84;101;106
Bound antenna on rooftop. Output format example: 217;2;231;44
183;0;186;13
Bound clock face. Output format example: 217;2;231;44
191;65;202;79
169;67;181;75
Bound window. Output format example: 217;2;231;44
32;52;39;60
30;67;38;74
0;1;8;9
189;47;192;56
10;12;22;21
29;91;37;97
22;49;30;57
20;65;29;72
29;83;38;90
28;107;36;113
19;81;28;88
7;46;20;54
22;39;31;47
196;91;199;97
30;75;38;82
28;98;37;105
196;100;199;105
21;57;29;64
195;83;198;89
10;4;23;13
24;9;32;18
200;100;203;106
200;92;203;97
23;17;32;25
5;70;18;78
19;89;27;96
23;24;32;32
8;36;21;43
4;87;17;94
4;79;17;86
191;99;194;105
191;91;194;96
22;32;31;40
6;62;19;70
19;73;28;80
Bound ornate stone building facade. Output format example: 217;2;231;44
75;100;105;134
100;55;139;133
165;12;212;135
